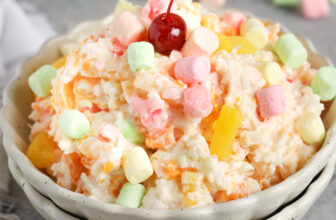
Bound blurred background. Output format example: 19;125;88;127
2;0;336;219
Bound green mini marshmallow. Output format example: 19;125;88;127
127;42;155;73
273;33;308;69
272;0;299;7
59;110;91;139
28;65;57;97
116;183;146;208
311;66;336;101
119;119;145;145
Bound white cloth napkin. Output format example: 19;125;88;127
0;0;55;219
0;0;55;84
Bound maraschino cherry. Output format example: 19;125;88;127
148;0;187;55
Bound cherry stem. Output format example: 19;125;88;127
165;0;174;20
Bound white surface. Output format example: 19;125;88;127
0;0;55;85
1;7;336;219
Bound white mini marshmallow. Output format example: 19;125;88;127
259;62;282;86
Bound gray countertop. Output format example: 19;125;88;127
12;0;336;219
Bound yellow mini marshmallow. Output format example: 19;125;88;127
114;0;137;17
259;62;282;85
60;43;77;56
240;18;269;49
295;112;326;145
122;147;153;184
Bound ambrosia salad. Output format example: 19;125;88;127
26;0;336;209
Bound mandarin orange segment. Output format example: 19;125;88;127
26;132;58;169
162;160;181;180
214;183;248;203
145;126;175;149
62;80;76;109
52;56;67;69
210;106;242;161
63;153;88;182
216;34;257;55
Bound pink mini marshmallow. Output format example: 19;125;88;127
140;0;169;26
181;27;219;57
182;84;213;118
301;0;330;19
174;56;211;85
131;96;168;130
99;124;121;143
256;85;287;119
110;12;146;46
223;11;246;31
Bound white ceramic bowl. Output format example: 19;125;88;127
269;150;336;220
8;158;80;220
1;11;336;220
7;149;336;220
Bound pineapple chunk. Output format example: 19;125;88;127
217;34;257;55
210;106;242;161
52;56;67;69
181;171;203;207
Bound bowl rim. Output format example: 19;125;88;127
1;8;336;219
7;158;81;220
269;150;336;220
7;149;336;220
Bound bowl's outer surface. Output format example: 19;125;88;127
1;11;336;220
7;149;336;220
269;150;336;220
8;158;80;220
